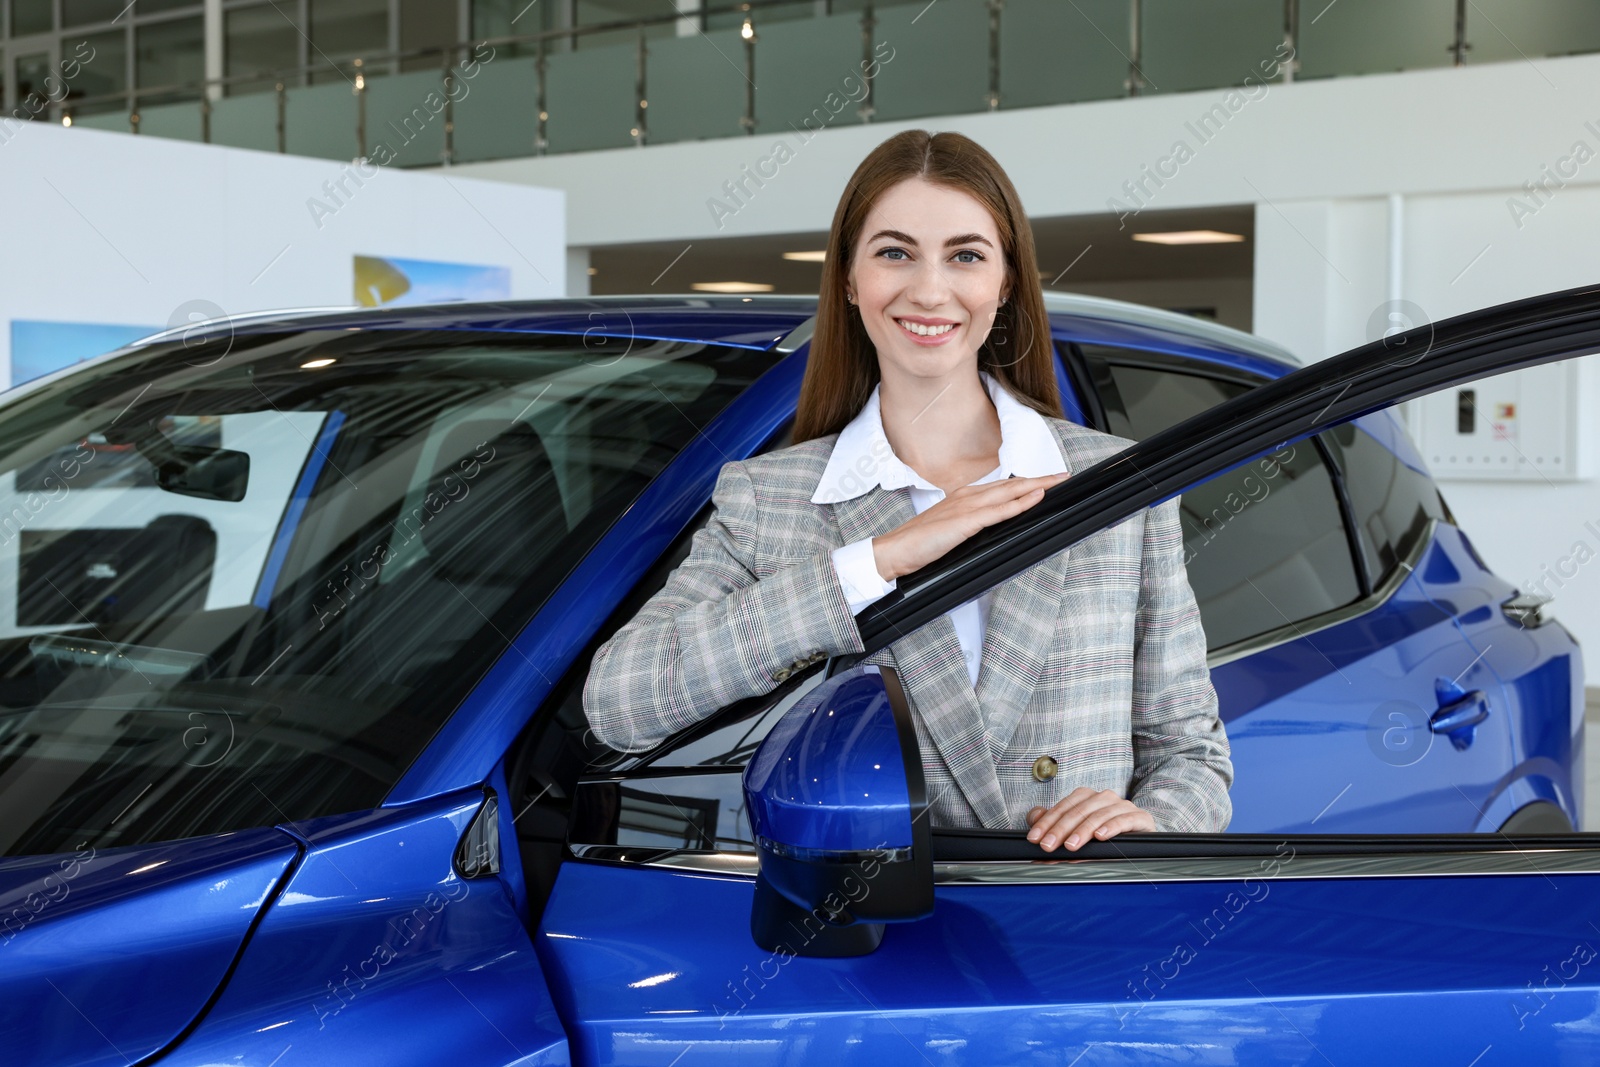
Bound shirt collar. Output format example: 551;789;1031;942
810;370;1067;504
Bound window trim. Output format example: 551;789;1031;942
1311;431;1376;598
566;830;1600;885
1077;343;1379;661
1205;515;1437;669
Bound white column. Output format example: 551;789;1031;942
566;247;591;296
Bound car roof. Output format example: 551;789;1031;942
124;292;1299;375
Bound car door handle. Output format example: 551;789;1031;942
1430;681;1490;751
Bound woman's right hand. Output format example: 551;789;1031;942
871;472;1071;582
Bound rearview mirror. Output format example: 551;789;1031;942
741;664;933;957
154;446;250;502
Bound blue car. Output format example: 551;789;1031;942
0;288;1591;1065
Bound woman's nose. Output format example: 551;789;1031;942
904;261;953;307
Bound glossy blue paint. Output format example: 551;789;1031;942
216;304;818;352
252;409;345;608
161;790;569;1066
384;345;808;806
1050;319;1295;380
1217;526;1523;833
1424;523;1584;828
1049;344;1088;425
0;827;299;1067
539;858;1600;1064
744;669;912;853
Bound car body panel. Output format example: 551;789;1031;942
1217;526;1524;833
0;826;299;1067
159;790;570;1066
539;859;1600;1065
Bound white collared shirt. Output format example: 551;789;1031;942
811;370;1068;688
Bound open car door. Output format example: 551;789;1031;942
536;282;1600;1064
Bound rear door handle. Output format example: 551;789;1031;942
1432;677;1490;750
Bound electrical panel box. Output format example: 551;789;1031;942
1413;357;1598;481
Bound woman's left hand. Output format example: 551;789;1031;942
1025;788;1156;852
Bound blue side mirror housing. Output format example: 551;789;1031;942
742;663;934;957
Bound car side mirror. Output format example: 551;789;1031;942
741;663;934;957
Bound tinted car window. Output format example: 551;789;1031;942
0;329;773;857
1320;421;1449;585
1082;346;1362;650
1178;444;1362;649
1080;344;1253;438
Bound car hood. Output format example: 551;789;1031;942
0;827;300;1067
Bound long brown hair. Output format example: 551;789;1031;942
793;128;1062;444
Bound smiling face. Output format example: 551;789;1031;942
845;176;1012;385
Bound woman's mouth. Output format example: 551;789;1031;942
894;317;959;344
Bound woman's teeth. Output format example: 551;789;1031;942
896;318;956;337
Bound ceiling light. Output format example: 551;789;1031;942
301;358;336;369
1131;230;1246;245
587;266;598;275
783;250;826;262
692;281;775;293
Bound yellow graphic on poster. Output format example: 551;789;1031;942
353;255;511;308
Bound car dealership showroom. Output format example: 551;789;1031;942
9;1;1600;1063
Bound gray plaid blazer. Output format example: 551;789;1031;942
582;417;1233;833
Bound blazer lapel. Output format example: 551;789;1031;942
829;485;1011;828
974;552;1067;763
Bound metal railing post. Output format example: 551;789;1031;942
276;80;287;152
634;28;648;146
353;58;367;161
1127;0;1145;96
986;0;1002;110
859;3;876;122
442;47;456;165
1282;0;1298;82
741;14;757;134
536;37;549;155
1451;0;1470;65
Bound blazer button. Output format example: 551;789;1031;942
774;667;792;682
1032;755;1058;782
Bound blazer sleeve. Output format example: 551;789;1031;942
1125;497;1235;832
582;458;868;753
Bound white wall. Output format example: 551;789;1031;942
1255;184;1600;656
0;121;566;387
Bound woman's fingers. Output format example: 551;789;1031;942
1025;790;1155;852
1026;788;1116;850
1085;809;1158;843
877;473;1070;576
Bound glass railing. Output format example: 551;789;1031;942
31;0;1600;166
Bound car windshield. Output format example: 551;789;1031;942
0;326;775;857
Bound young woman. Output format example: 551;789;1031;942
583;129;1232;851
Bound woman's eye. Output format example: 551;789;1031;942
953;250;983;264
877;247;908;261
